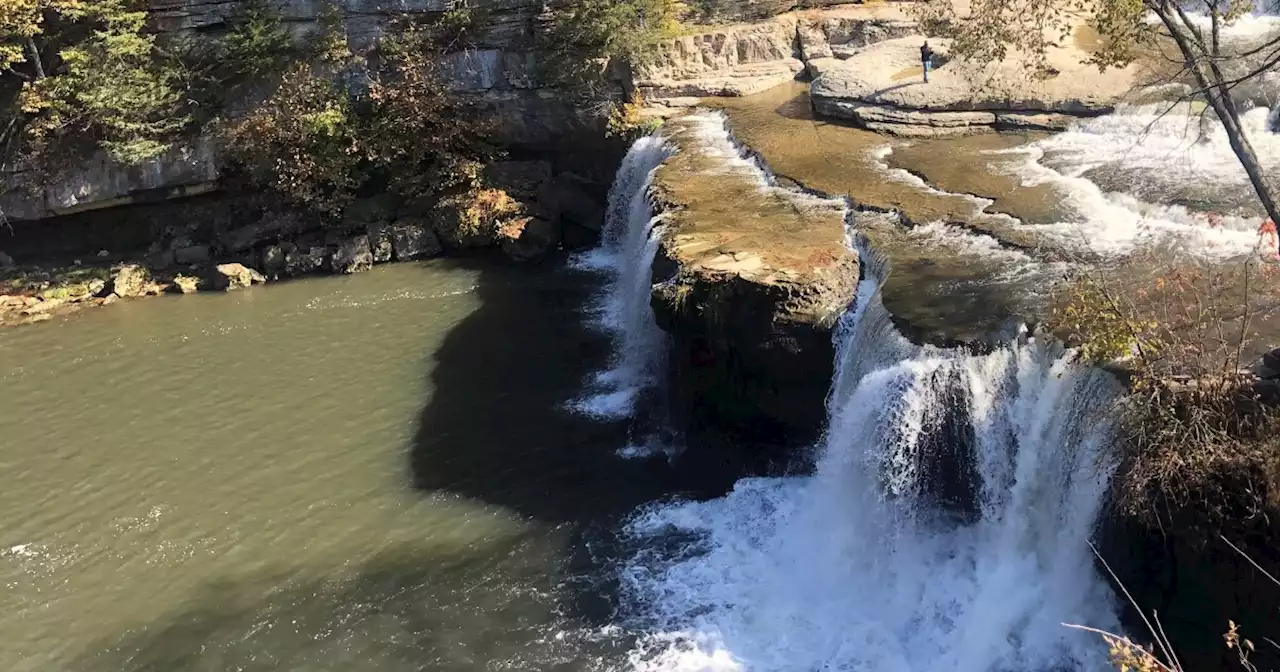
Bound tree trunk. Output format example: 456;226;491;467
1154;4;1280;235
24;37;45;80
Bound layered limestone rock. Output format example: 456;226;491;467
647;111;857;446
811;35;1144;136
638;4;915;107
1;0;575;224
0;138;219;221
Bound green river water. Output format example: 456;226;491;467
0;260;676;672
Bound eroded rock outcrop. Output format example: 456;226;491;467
811;35;1143;136
647;111;857;446
639;4;916;107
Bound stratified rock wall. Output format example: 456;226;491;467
647;112;857;448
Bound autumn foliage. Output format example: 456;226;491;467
222;18;493;218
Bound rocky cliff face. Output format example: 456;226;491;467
637;4;915;107
647;111;857;448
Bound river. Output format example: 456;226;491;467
0;260;694;672
3;47;1278;668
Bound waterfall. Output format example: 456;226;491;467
619;227;1123;671
572;135;674;422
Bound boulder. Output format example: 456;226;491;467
499;216;561;261
367;223;393;263
39;279;102;303
0;250;14;268
261;245;287;278
174;244;211;265
22;297;65;314
222;210;303;253
331;235;374;274
108;264;149;298
810;36;1137;124
171;275;202;294
484;161;553;198
537;175;605;230
144;249;177;271
285;245;329;276
390;220;443;261
211;263;266;291
798;23;834;61
342;195;399;229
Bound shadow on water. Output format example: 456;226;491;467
64;541;614;672
405;257;685;523
62;257;707;672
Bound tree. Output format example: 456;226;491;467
540;0;680;105
1;0;191;167
223;16;494;218
916;0;1280;230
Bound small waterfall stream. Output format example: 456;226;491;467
605;125;1126;671
574;136;674;421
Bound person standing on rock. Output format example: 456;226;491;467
921;41;935;83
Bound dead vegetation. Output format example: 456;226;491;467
1049;244;1280;536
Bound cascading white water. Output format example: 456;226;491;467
572;135;675;421
618;223;1124;670
991;100;1280;258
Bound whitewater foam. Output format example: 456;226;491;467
992;102;1278;258
618;242;1122;672
572;136;674;420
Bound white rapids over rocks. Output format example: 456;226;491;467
615;236;1124;670
995;101;1280;259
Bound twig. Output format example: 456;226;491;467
1221;534;1280;587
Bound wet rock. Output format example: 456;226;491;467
261;245;287;278
331;235;373;274
171;275;202;294
211;262;266;291
285;245;329;276
108;264;149;298
174;244;211;265
100;293;119;306
499;216;561;261
390;220;443;261
648;114;858;449
0;250;14;268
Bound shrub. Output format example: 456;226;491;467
223;62;361;216
541;0;680;103
1049;250;1280;535
5;0;192;168
223;17;493;220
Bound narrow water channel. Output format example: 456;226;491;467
0;261;675;672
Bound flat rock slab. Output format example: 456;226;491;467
650;110;857;328
811;34;1144;134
